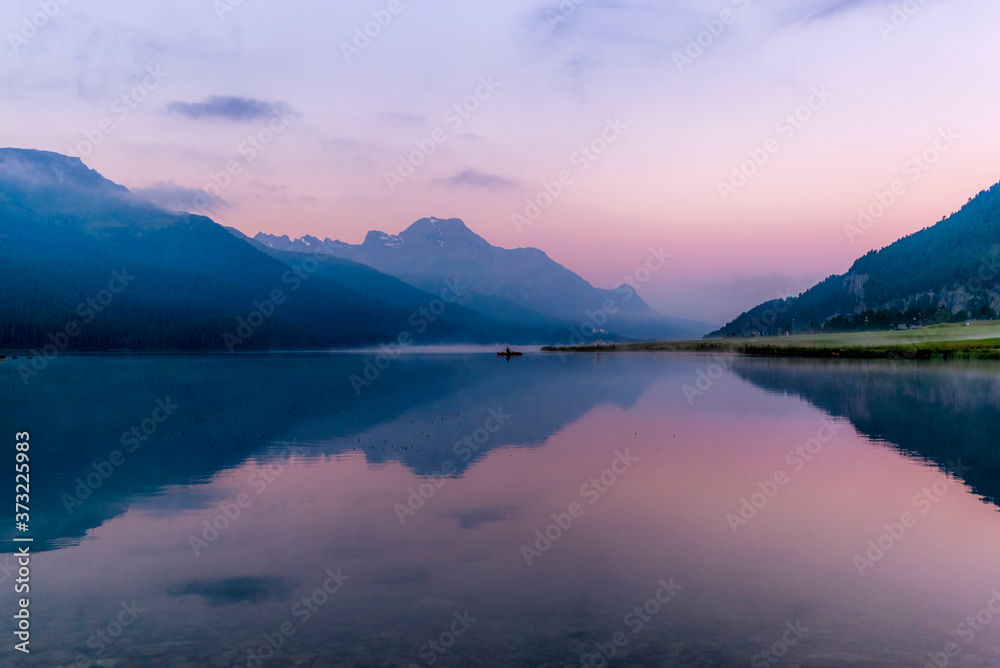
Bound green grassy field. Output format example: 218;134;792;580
542;321;1000;360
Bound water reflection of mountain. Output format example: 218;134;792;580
733;358;1000;508
1;352;667;551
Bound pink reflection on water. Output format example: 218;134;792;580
27;372;1000;664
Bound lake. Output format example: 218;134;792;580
3;351;1000;667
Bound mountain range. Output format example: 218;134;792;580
16;143;995;349
254;219;710;341
712;181;1000;337
0;148;709;352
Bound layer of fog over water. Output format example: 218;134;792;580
3;353;1000;667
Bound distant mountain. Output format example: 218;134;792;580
226;227;556;343
0;149;490;351
711;181;1000;337
256;218;713;340
0;148;707;350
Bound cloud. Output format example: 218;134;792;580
249;179;290;203
803;0;884;19
523;0;887;77
790;0;887;26
167;95;296;121
133;181;232;213
323;137;365;150
377;111;426;125
437;169;517;189
525;0;686;73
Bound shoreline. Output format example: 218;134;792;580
541;342;1000;360
542;323;1000;361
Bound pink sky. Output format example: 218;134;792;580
3;0;999;322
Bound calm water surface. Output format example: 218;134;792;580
2;352;1000;667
